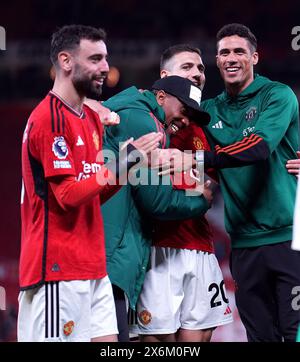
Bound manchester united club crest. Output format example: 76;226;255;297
193;137;203;150
245;106;257;121
138;310;152;325
92;131;100;150
63;320;75;336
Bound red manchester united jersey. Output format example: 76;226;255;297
20;92;106;289
153;122;214;252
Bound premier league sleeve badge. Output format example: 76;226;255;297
52;136;69;159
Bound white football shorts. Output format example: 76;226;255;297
137;247;233;334
18;276;118;341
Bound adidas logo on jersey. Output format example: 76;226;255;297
76;136;84;146
224;306;232;315
212;120;223;129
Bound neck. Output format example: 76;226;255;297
52;76;84;114
225;75;255;97
225;83;244;97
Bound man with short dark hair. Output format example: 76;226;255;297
204;24;300;341
157;23;300;342
136;44;233;343
18;24;162;342
101;75;213;341
160;44;205;90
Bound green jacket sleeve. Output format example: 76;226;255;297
254;84;299;152
104;108;162;151
132;170;209;220
202;85;299;169
104;108;209;220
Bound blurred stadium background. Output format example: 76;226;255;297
0;0;299;341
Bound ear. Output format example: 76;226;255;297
160;69;170;78
57;51;73;72
252;51;259;65
156;90;166;106
216;54;221;69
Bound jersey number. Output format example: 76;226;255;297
208;280;229;308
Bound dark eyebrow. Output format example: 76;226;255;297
219;47;247;54
181;62;205;71
180;62;194;67
234;48;247;53
88;53;108;60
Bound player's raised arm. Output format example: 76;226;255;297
49;132;162;210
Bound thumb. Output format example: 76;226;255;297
297;151;300;159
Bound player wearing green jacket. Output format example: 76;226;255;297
200;24;300;342
154;23;300;342
204;24;300;341
101;76;212;341
202;72;298;249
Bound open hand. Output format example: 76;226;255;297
150;148;195;175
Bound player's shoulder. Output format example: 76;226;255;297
269;81;295;96
254;74;292;94
201;95;223;112
30;92;51;116
262;78;297;103
29;92;68;135
83;103;103;125
119;107;159;135
83;103;100;120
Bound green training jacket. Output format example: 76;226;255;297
202;75;299;248
101;87;209;309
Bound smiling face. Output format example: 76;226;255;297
156;91;190;134
71;39;109;99
216;35;258;95
161;51;205;90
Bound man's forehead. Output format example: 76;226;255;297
78;39;107;54
173;51;203;65
218;35;250;50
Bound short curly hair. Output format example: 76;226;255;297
50;24;106;66
216;23;257;52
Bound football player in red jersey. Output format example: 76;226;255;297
18;25;162;342
137;45;232;342
86;44;232;342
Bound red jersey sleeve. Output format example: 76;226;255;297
28;112;76;179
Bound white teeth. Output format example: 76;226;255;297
94;79;104;85
171;124;179;132
226;67;239;72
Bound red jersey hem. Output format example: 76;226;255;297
20;272;107;290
